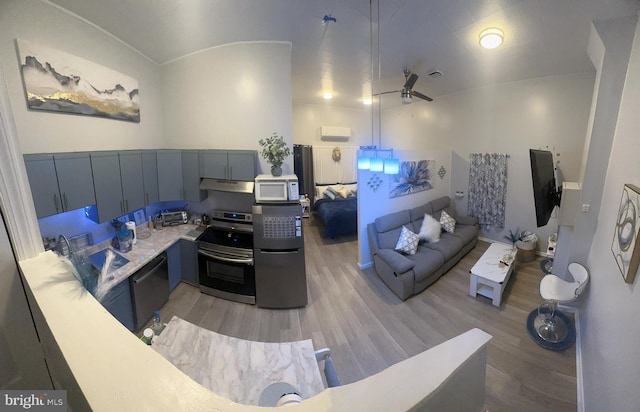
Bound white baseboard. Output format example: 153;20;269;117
358;261;372;270
558;304;584;412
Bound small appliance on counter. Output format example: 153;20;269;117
160;211;188;226
254;174;300;203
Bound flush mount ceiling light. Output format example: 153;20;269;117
479;28;504;49
323;91;333;100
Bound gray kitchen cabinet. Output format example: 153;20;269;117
180;239;199;286
24;153;96;218
167;242;181;291
167;239;199;290
141;151;159;206
102;278;135;332
200;150;257;181
182;150;206;202
119;151;145;212
91;152;125;223
157;150;183;201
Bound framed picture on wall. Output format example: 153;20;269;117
17;39;140;122
389;159;434;198
612;184;640;283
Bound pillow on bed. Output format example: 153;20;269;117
395;226;420;255
343;183;357;197
336;187;350;198
419;214;441;243
324;187;338;200
316;184;336;199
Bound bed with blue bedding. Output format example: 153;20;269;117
313;183;358;238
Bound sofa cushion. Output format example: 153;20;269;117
418;214;441;243
449;224;478;246
430;196;452;214
395;226;420;255
409;203;434;223
375;210;411;250
408;247;445;283
440;210;456;233
422;233;464;260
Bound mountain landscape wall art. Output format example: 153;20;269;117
17;39;140;122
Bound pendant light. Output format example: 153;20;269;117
359;0;399;175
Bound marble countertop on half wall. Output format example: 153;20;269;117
152;316;325;406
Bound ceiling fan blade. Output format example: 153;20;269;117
411;90;433;102
403;73;418;90
373;90;400;96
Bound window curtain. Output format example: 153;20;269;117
467;153;508;228
293;145;314;203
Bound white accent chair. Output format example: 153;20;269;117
535;262;589;343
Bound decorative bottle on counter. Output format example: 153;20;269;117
152;310;165;336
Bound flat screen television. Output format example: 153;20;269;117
529;149;561;227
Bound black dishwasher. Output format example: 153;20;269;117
130;253;169;332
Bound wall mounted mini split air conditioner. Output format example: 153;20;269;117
320;126;351;141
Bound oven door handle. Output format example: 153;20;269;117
198;249;254;265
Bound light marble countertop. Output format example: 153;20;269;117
152;316;324;406
78;223;202;287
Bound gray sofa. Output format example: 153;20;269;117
367;196;479;300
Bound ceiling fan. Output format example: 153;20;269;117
376;69;433;104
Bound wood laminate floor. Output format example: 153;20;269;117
159;218;577;411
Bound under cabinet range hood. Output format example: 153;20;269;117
200;178;254;194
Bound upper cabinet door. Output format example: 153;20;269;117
228;151;257;181
200;150;257;181
53;153;96;212
24;154;61;218
157;150;183;201
141;151;159;206
91;152;125;223
119;151;145;212
199;150;228;179
182;150;206;202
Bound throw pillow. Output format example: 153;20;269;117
325;186;338;200
336;187;350;198
419;214;441;243
440;210;456;233
395;226;420;255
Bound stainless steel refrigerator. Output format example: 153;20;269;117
252;203;307;308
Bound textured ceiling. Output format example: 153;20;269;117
49;0;640;108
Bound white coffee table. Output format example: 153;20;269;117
469;242;517;307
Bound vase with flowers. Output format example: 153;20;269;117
259;132;291;177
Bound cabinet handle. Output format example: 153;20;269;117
180;188;184;200
125;199;129;211
120;201;124;214
53;193;60;213
63;192;68;211
229;165;232;179
145;193;149;205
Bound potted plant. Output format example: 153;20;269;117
259;132;291;176
505;228;537;262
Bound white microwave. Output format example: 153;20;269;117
254;174;299;203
